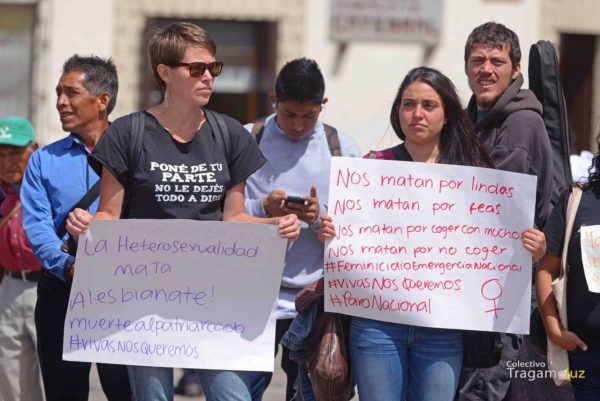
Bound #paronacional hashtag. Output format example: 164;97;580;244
329;293;342;307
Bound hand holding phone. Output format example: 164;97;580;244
284;196;309;206
285;187;319;225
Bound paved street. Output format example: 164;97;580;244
89;356;286;401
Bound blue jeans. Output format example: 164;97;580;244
280;304;320;401
350;317;462;401
128;366;250;401
249;319;297;401
569;345;600;401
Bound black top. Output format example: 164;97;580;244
544;187;600;344
375;143;413;162
90;111;265;221
392;144;412;161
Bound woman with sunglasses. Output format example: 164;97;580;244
66;22;300;401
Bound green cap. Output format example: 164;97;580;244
0;116;35;147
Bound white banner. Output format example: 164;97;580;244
63;220;287;371
325;157;536;334
580;225;600;292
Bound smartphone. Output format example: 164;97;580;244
284;196;309;206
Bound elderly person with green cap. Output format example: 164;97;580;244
0;115;44;401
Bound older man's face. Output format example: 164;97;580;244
55;70;103;134
0;144;36;185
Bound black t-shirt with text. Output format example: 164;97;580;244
90;111;265;221
544;188;600;344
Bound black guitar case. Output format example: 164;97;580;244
516;41;576;401
528;41;573;205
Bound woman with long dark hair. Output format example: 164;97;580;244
537;139;600;400
318;67;544;401
350;66;488;401
386;67;491;167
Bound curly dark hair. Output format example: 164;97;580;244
390;67;492;168
583;135;600;192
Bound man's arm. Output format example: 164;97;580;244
492;111;552;228
244;195;270;218
225;181;300;241
21;151;73;282
66;166;125;237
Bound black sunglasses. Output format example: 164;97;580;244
170;61;224;78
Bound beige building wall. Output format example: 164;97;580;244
112;0;306;118
540;0;600;41
0;0;114;145
4;0;542;149
306;0;540;151
540;0;600;150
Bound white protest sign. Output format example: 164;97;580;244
325;157;536;334
580;226;600;292
63;220;287;371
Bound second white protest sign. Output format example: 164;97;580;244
325;157;536;334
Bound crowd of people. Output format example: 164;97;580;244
0;18;597;401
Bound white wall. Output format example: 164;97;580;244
32;0;113;145
305;0;540;152
27;0;541;147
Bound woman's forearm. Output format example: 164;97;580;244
536;260;563;340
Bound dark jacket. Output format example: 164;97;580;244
467;74;553;229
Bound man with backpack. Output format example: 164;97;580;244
20;54;131;401
244;58;361;401
457;22;553;401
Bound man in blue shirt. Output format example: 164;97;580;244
21;54;131;401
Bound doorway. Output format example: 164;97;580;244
560;34;595;152
140;18;277;124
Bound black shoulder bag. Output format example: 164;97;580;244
121;111;146;218
58;180;101;255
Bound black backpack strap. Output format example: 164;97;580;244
121;112;145;218
250;118;266;144
204;109;231;163
324;124;341;157
56;179;101;239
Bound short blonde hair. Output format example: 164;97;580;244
148;22;217;90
